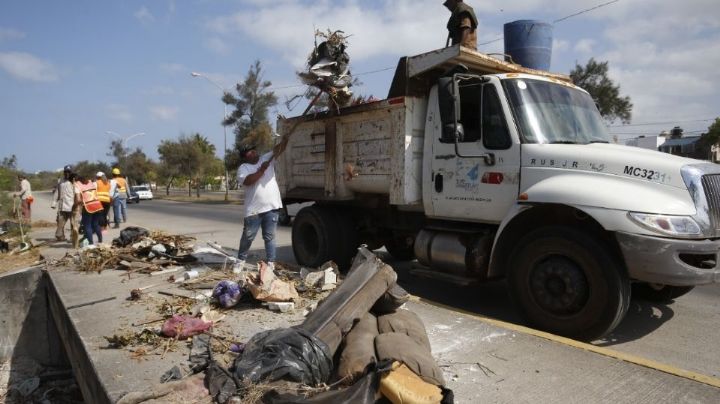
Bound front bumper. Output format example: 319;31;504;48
616;232;720;286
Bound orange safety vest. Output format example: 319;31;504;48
77;181;104;214
96;179;111;203
115;177;128;194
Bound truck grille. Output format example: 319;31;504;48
701;174;720;231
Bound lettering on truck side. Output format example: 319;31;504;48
623;166;668;182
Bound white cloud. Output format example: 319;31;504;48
150;105;178;121
106;104;134;123
0;27;26;41
0;52;58;82
574;39;595;54
205;37;231;55
135;6;155;25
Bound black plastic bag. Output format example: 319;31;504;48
112;226;150;247
233;327;332;386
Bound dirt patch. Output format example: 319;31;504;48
32;220;56;228
0;249;42;275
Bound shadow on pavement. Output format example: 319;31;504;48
593;299;675;347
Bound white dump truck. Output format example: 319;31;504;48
277;45;720;340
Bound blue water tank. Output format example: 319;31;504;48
503;20;553;71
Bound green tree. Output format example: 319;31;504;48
223;60;278;168
697;118;720;160
158;133;218;197
570;58;633;124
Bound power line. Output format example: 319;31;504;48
553;0;620;24
480;0;622;48
609;118;716;128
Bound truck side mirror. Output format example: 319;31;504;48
438;77;464;142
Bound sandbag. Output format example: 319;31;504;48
380;361;443;404
375;333;446;386
372;283;411;315
302;247;397;354
337;313;379;382
377;309;432;351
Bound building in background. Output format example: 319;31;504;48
657;127;705;159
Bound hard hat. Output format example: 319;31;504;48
112;168;121;175
96;171;105;177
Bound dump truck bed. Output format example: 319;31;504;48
277;96;427;206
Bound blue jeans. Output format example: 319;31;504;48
113;197;127;224
81;210;103;245
237;209;279;262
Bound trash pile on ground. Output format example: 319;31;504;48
114;247;452;404
297;29;354;109
52;227;198;273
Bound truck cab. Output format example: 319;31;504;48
277;45;720;340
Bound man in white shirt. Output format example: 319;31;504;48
14;174;33;223
235;136;290;272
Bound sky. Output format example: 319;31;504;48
1;0;719;172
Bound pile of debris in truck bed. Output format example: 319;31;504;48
112;247;452;404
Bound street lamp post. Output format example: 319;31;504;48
191;71;230;201
106;131;146;153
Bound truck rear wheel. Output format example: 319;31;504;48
291;206;359;270
292;206;339;268
384;234;415;261
507;226;630;341
632;283;694;303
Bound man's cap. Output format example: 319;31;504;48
112;168;121;175
63;165;73;172
96;171;105;177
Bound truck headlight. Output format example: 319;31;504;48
628;213;703;237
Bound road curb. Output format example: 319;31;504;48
414;296;720;389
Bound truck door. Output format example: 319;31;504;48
431;77;520;222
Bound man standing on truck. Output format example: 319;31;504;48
444;0;478;50
235;136;290;273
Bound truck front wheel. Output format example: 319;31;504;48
508;226;630;341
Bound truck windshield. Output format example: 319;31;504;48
502;78;610;144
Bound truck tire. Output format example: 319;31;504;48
384;234;415;261
330;208;360;269
507;226;630;341
632;283;694;303
292;206;340;268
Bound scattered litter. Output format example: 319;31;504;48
113;227;150;247
301;261;339;291
104;329;162;348
266;302;295;313
161;315;213;340
245;262;299;303
192;247;234;265
213;280;243;308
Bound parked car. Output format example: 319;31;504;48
126;189;140;204
131;185;153;200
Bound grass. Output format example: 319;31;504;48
154;192;244;205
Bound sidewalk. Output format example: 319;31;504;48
30;222;720;404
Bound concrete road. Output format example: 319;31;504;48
33;194;720;384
